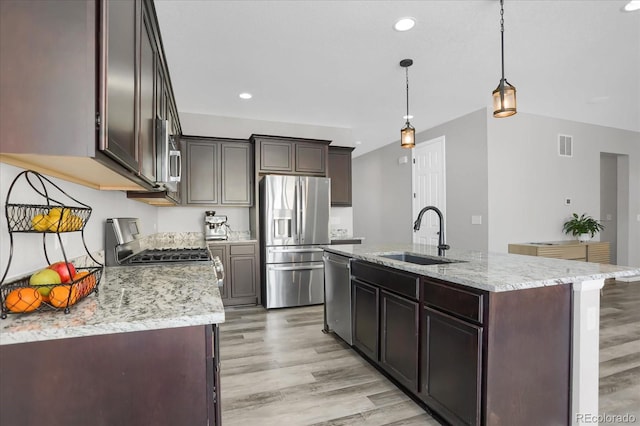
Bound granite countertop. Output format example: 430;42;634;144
0;262;225;346
324;243;640;293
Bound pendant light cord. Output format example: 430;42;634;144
405;66;410;124
500;0;505;83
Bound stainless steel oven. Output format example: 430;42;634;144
105;218;223;287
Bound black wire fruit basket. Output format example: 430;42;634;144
0;170;103;318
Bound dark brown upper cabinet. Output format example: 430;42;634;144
183;137;253;207
252;135;331;176
328;146;354;206
0;0;180;193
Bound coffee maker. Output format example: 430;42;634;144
204;211;228;241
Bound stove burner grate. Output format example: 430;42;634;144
127;248;210;264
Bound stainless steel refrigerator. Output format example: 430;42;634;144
260;175;330;309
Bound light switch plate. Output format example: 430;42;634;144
471;215;482;225
637;214;640;222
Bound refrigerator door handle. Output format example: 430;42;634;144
300;179;306;244
268;264;325;271
296;178;302;244
269;247;324;254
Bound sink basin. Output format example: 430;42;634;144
379;252;459;265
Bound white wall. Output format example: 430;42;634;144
353;108;488;250
330;207;354;237
181;112;355;147
0;163;158;280
487;111;640;266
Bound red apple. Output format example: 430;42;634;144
48;262;76;283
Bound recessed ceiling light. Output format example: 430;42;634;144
623;0;640;12
355;141;362;145
394;17;415;32
403;115;414;120
239;93;252;99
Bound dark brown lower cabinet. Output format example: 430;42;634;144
380;290;419;393
0;325;220;426
209;242;259;306
351;279;379;360
421;306;482;426
348;261;571;426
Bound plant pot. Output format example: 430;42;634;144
578;233;591;242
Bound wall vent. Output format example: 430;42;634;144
558;134;573;157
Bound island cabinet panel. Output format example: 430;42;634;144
351;279;379;360
420;306;482;426
484;285;571;426
0;325;218;426
380;290;419;393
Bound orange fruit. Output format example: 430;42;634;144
4;287;43;313
48;285;79;308
72;271;96;298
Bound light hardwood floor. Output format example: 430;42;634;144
219;280;639;425
599;280;640;419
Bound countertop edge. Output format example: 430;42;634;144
0;312;226;346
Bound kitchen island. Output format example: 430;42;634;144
323;243;640;426
0;260;224;426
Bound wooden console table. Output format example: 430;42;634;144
508;241;610;264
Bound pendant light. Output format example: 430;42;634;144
492;0;517;118
400;59;415;148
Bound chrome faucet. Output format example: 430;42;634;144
413;206;450;256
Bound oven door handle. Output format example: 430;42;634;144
212;256;225;287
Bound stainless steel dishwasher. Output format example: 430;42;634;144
323;252;352;345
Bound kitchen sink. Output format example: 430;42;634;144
379;252;461;265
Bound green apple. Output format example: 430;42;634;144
29;269;62;298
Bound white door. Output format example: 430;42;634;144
412;136;446;245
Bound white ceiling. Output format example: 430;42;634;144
154;0;640;157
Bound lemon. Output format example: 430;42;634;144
48;207;64;218
32;214;52;232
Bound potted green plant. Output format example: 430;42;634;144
562;213;605;242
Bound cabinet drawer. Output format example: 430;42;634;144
351;261;419;301
423;279;484;324
537;245;586;260
230;244;256;256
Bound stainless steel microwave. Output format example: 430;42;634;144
156;116;181;192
